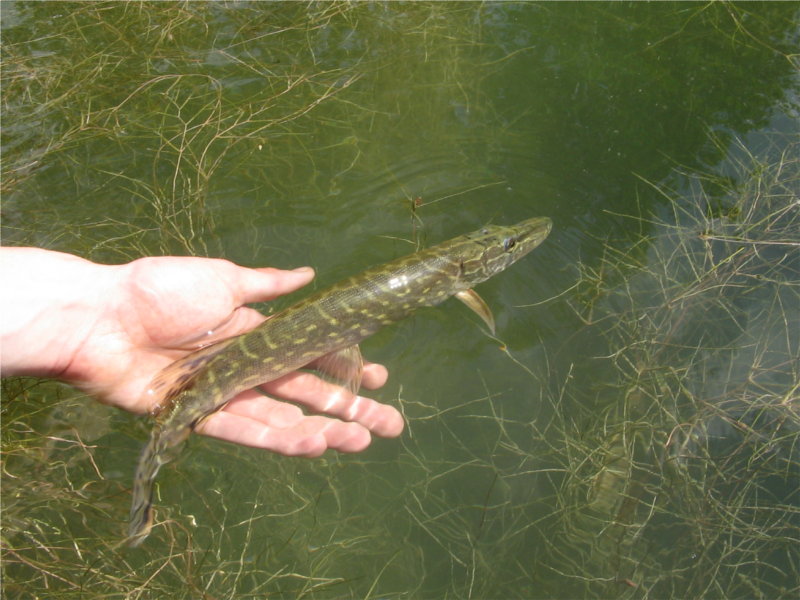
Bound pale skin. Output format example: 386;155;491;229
0;247;405;456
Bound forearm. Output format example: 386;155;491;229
0;247;119;379
1;247;403;452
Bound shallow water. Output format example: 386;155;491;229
2;3;798;598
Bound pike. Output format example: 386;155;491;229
127;217;552;546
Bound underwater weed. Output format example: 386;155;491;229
547;136;799;598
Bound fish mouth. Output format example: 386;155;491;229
517;217;553;247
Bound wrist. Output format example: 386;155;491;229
0;248;120;380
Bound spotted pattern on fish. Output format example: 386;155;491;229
127;217;552;546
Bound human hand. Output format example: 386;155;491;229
0;249;404;456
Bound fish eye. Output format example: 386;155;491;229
503;237;516;251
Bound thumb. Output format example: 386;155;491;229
236;266;315;304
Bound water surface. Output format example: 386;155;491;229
2;3;798;598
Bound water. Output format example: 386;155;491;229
2;3;798;598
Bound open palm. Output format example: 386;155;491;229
75;256;404;455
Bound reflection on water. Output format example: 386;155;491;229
551;137;799;597
2;2;798;598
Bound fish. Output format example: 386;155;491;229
127;216;552;546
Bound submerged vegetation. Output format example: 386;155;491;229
547;137;799;598
2;2;798;598
3;139;795;598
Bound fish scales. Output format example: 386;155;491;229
127;217;552;546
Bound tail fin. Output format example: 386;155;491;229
127;424;188;547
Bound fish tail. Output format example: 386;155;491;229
127;426;177;547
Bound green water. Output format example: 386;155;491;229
2;2;798;598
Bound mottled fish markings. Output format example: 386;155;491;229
127;217;552;546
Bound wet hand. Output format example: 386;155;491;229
1;249;404;455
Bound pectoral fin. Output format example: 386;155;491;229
310;345;365;395
455;289;496;334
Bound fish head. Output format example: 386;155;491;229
455;216;552;286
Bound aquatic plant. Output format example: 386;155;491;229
549;136;799;598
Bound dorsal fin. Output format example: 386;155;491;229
145;337;239;417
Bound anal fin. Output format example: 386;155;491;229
145;337;239;417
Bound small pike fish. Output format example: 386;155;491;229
128;217;552;546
